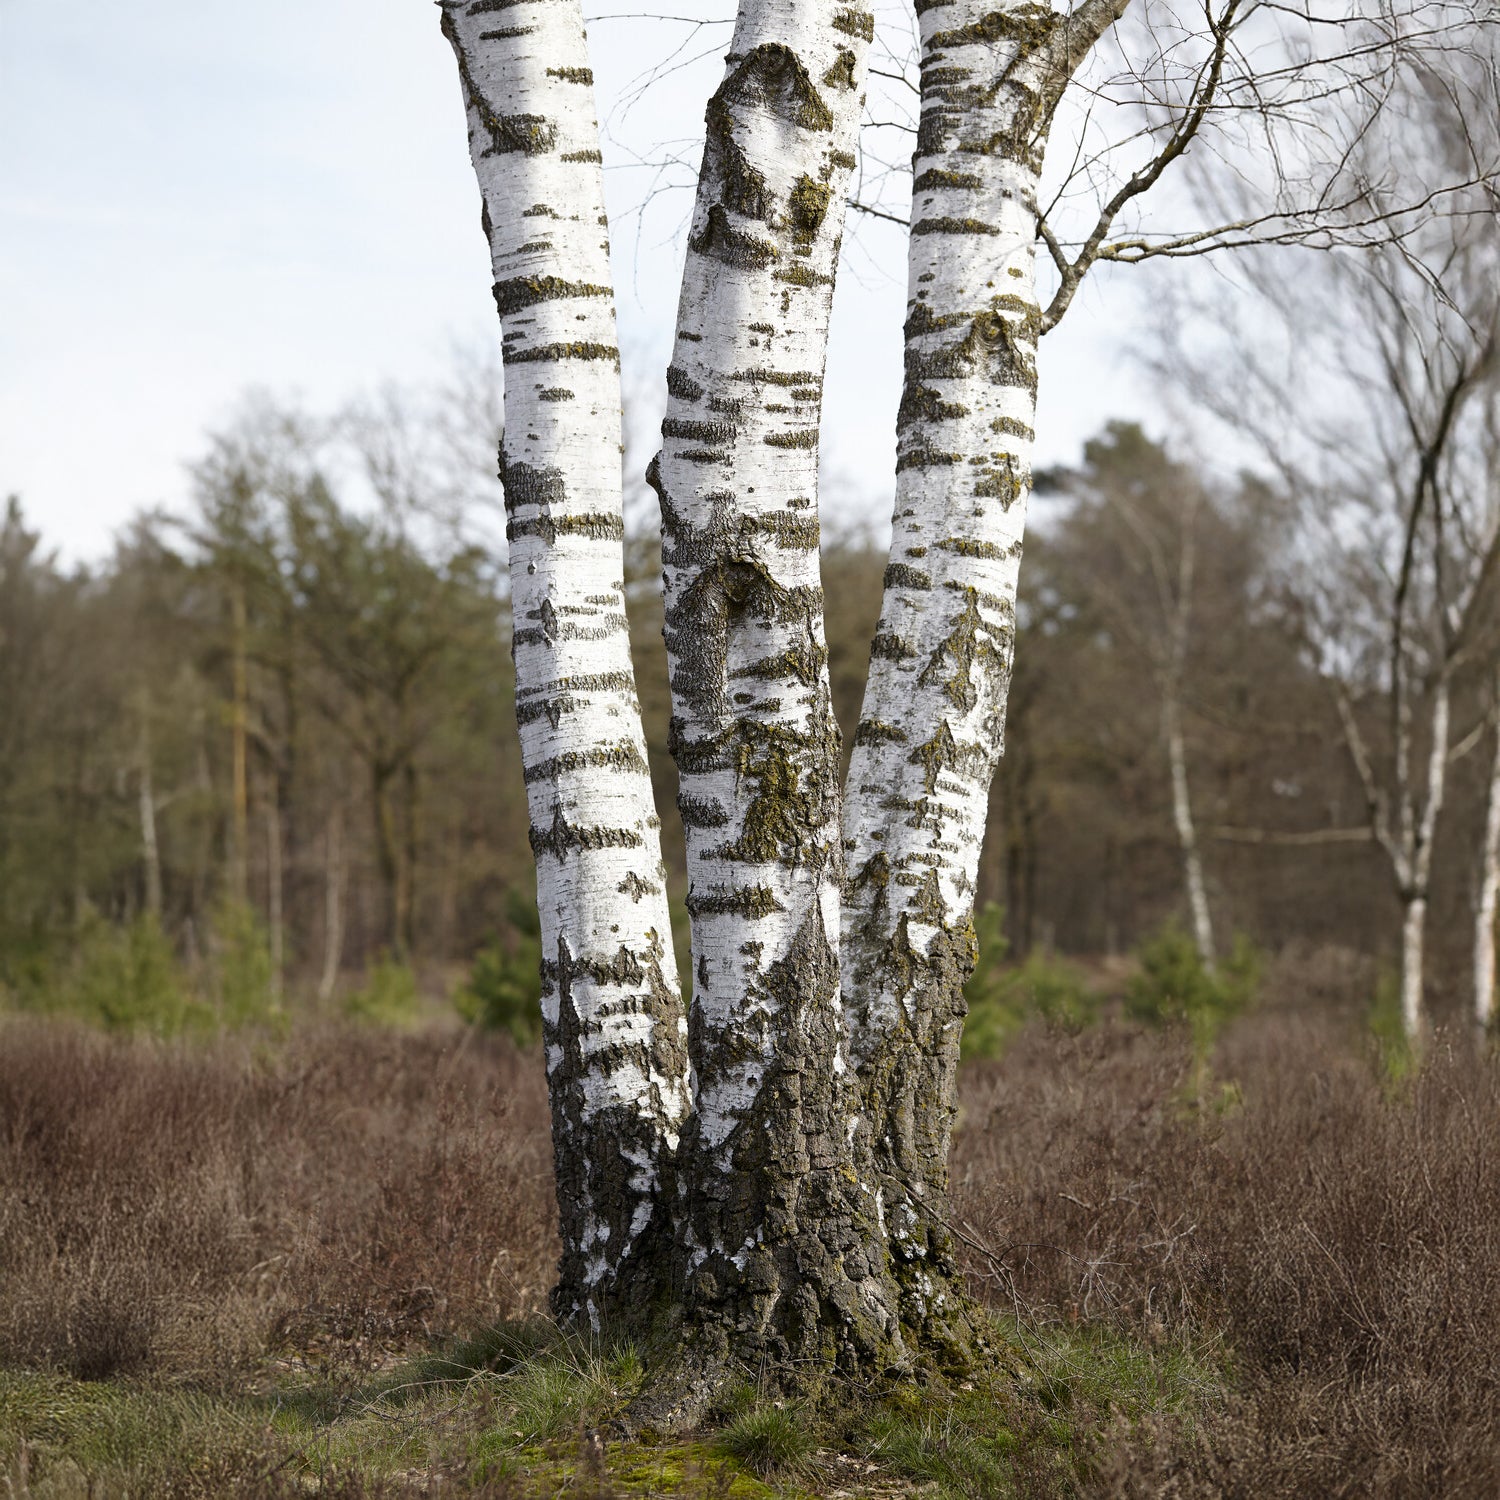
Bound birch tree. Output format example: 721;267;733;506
1241;283;1497;1046
643;0;923;1401
1165;31;1500;1041
1475;667;1500;1039
1030;425;1238;966
442;0;1494;1415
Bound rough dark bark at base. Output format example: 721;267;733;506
853;939;989;1360
621;906;907;1425
620;1265;986;1436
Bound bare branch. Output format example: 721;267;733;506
1039;0;1242;333
1094;177;1494;265
1336;686;1404;875
1043;0;1137;86
849;198;908;227
1212;824;1375;845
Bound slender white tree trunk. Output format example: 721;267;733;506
841;0;1064;1329
642;0;908;1404
229;582;249;906
1400;893;1427;1042
1474;695;1500;1040
319;805;344;1005
266;790;284;1004
442;0;690;1329
1399;673;1450;1043
1166;689;1215;969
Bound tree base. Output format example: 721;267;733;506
618;1262;988;1436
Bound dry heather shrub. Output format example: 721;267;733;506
953;1007;1500;1498
8;971;1500;1496
0;1019;556;1381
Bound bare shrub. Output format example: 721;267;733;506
7;975;1500;1494
0;1019;555;1382
953;999;1500;1496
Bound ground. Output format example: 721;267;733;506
0;1313;1212;1498
3;947;1499;1496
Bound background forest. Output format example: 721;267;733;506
2;395;1492;1034
7;382;1500;1498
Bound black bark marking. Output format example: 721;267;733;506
523;742;651;783
507;341;620;366
493;275;610;317
666;365;705;402
719;43;834;132
689;205;779;271
832;7;876;41
507;513;627;544
684;885;784;918
531;805;644;859
883;563;932;591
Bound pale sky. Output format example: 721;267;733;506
0;0;1160;564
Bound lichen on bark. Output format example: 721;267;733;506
442;0;690;1333
638;0;915;1420
841;0;1072;1336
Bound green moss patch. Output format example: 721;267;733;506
0;1306;1219;1497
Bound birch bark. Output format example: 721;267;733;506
1400;675;1449;1041
266;789;284;1004
1161;517;1217;975
1474;683;1500;1040
1343;670;1453;1045
644;0;906;1404
841;0;1123;1325
1400;895;1428;1041
441;0;691;1331
319;806;343;1005
1166;695;1215;970
230;583;249;906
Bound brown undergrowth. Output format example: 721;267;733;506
953;986;1500;1496
0;1019;556;1384
4;969;1500;1495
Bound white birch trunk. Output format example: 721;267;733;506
1474;696;1500;1039
1390;672;1451;1043
1166;690;1216;969
266;792;284;1005
643;0;906;1397
1400;894;1427;1043
319;805;344;1004
229;583;249;907
840;0;1059;1324
442;0;690;1329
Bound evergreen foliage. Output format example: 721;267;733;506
453;890;544;1047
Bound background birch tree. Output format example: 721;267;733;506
1474;663;1500;1039
1031;423;1265;968
438;0;1496;1416
1162;29;1500;1042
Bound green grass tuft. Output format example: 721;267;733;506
714;1403;815;1477
342;956;421;1027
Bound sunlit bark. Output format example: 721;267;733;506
136;690;162;919
842;0;1126;1327
442;0;691;1330
642;0;909;1411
